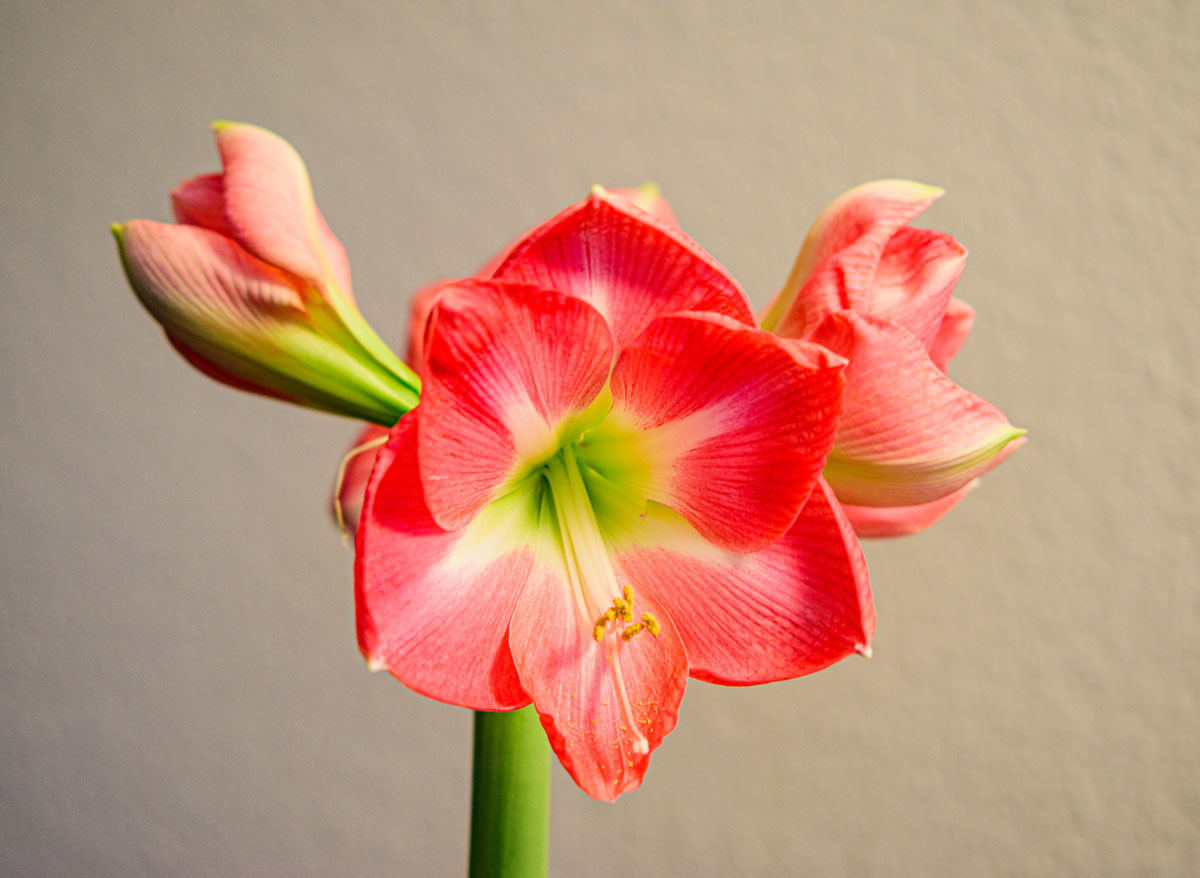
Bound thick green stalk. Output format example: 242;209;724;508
469;707;551;878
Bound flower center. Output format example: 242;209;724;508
542;442;655;754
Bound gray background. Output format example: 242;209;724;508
3;1;1197;875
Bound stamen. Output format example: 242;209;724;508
642;613;660;636
620;623;644;641
332;432;390;543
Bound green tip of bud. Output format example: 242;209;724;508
588;184;608;199
210;119;236;132
637;181;662;198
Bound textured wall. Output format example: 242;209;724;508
2;1;1197;874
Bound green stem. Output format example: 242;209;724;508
469;707;551;878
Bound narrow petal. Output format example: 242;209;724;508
213;121;352;295
611;479;873;685
355;415;533;710
170;173;233;237
763;179;943;337
114;220;416;423
332;423;390;537
596;311;845;552
488;186;755;349
841;480;978;539
508;548;687;801
810;311;1025;507
419;281;614;530
867;228;966;349
926;297;975;371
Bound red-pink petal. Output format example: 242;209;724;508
507;559;687;801
764;180;944;338
489;187;754;349
419;281;614;530
926;297;975;371
867;227;966;349
841;480;978;538
332;423;390;538
213;121;353;295
811;311;1025;507
170;173;234;237
607;312;845;552
355;415;532;711
404;279;454;372
613;478;873;685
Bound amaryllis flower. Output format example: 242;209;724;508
356;189;874;800
761;181;1025;537
113;122;419;424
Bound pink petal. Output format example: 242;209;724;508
213;121;353;296
867;227;966;349
841;480;978;538
419;280;614;530
926;297;975;371
764;179;943;338
115;220;412;423
355;415;532;711
488;186;754;349
607;312;846;552
507;557;687;801
613;478;873;685
810;311;1025;507
332;423;390;538
170;173;234;237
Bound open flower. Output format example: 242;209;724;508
356;190;874;800
761;181;1025;537
113;122;419;424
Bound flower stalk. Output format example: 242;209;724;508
469;707;551;878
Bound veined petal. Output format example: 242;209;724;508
488;186;755;349
867;228;966;349
597;311;845;552
419;281;614;530
612;479;873;685
170;173;234;237
763;179;943;337
405;279;454;372
114;220;416;423
356;415;533;710
811;311;1025;507
508;545;687;801
842;480;978;539
926;297;975;371
332;423;390;537
213;121;353;295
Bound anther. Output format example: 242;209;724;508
642;613;660;636
620;623;645;641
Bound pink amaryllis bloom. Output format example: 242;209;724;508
761;181;1025;537
356;188;874;800
114;122;419;424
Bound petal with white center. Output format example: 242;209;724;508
595;311;845;552
508;551;687;801
612;478;873;685
356;415;534;711
419;281;615;530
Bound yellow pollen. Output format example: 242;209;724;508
621;622;644;641
592;622;606;642
623;584;634;604
642;613;660;636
